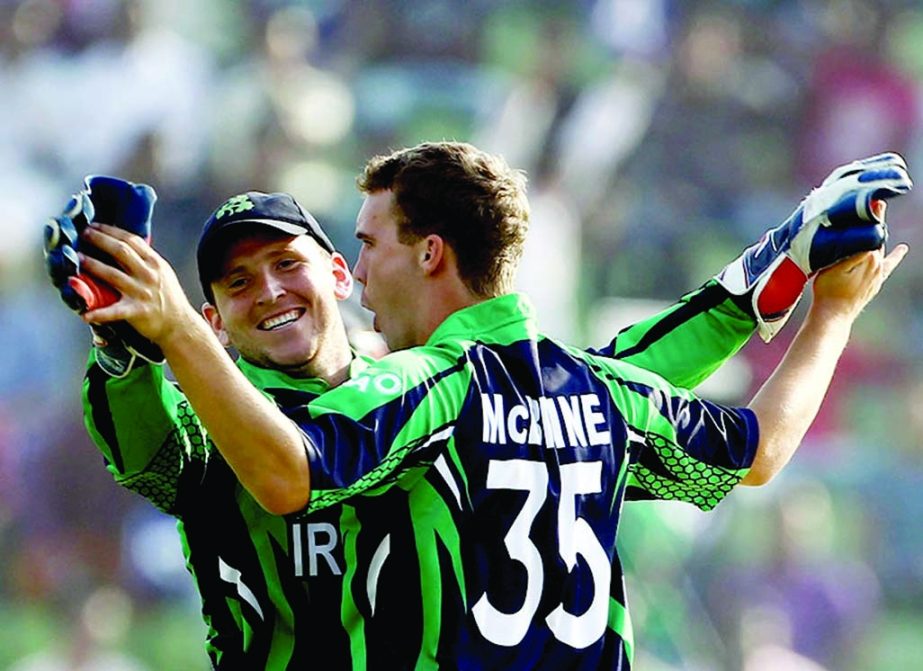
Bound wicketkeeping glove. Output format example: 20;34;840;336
43;175;165;377
717;152;912;342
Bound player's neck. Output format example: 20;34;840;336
416;277;481;344
280;330;354;386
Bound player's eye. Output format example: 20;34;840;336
277;257;298;270
226;276;249;291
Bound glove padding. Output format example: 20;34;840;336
717;152;912;342
43;175;164;377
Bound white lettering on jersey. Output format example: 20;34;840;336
343;371;403;394
539;396;565;448
557;395;588;447
482;393;506;444
292;522;343;577
527;396;543;445
581;394;611;445
508;403;529;443
480;393;611;448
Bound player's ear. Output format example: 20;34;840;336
202;302;231;347
420;234;444;275
331;252;353;300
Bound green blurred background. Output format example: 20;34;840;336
3;0;923;668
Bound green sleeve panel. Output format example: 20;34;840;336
81;352;210;513
568;347;757;511
303;345;475;513
602;279;755;389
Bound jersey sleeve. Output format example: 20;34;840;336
295;347;471;514
82;352;213;515
597;356;759;511
591;279;756;389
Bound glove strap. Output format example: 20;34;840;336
91;324;164;378
717;252;809;343
92;328;139;378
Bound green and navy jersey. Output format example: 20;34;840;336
298;292;758;669
81;279;755;670
82;354;372;669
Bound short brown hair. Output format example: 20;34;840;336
357;141;530;297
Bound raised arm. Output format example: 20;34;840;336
742;244;907;485
602;153;911;389
83;354;204;513
79;223;311;515
597;279;754;389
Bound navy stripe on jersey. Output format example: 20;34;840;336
355;493;428;669
298;357;467;498
591;281;729;360
271;519;353;669
620;378;757;470
582;360;756;507
85;365;124;472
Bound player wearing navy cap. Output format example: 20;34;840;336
63;189;361;667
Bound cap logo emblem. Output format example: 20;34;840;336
215;194;255;220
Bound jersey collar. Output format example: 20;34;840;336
425;292;538;345
236;353;372;393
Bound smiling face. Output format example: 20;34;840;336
203;228;353;379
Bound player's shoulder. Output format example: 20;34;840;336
335;343;463;396
556;337;681;391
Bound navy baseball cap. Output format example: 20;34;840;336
197;191;335;300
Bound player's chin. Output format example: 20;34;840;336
267;349;316;372
252;333;310;362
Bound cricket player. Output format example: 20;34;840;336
46;145;909;668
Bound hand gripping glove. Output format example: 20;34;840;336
717;152;912;342
43;175;165;377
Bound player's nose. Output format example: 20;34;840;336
352;252;368;286
255;270;286;304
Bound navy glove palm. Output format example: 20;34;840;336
44;176;164;377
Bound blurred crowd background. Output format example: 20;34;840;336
3;0;923;668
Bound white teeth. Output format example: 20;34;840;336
260;310;301;330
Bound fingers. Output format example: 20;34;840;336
821;243;907;301
858;152;906;168
79;252;124;281
79;252;151;325
832;249;876;275
881;242;909;282
84;221;148;247
76;225;161;309
82;299;131;325
81;222;157;271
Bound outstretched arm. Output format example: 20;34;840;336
79;223;311;514
597;279;754;389
603;153;911;389
742;244;907;485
